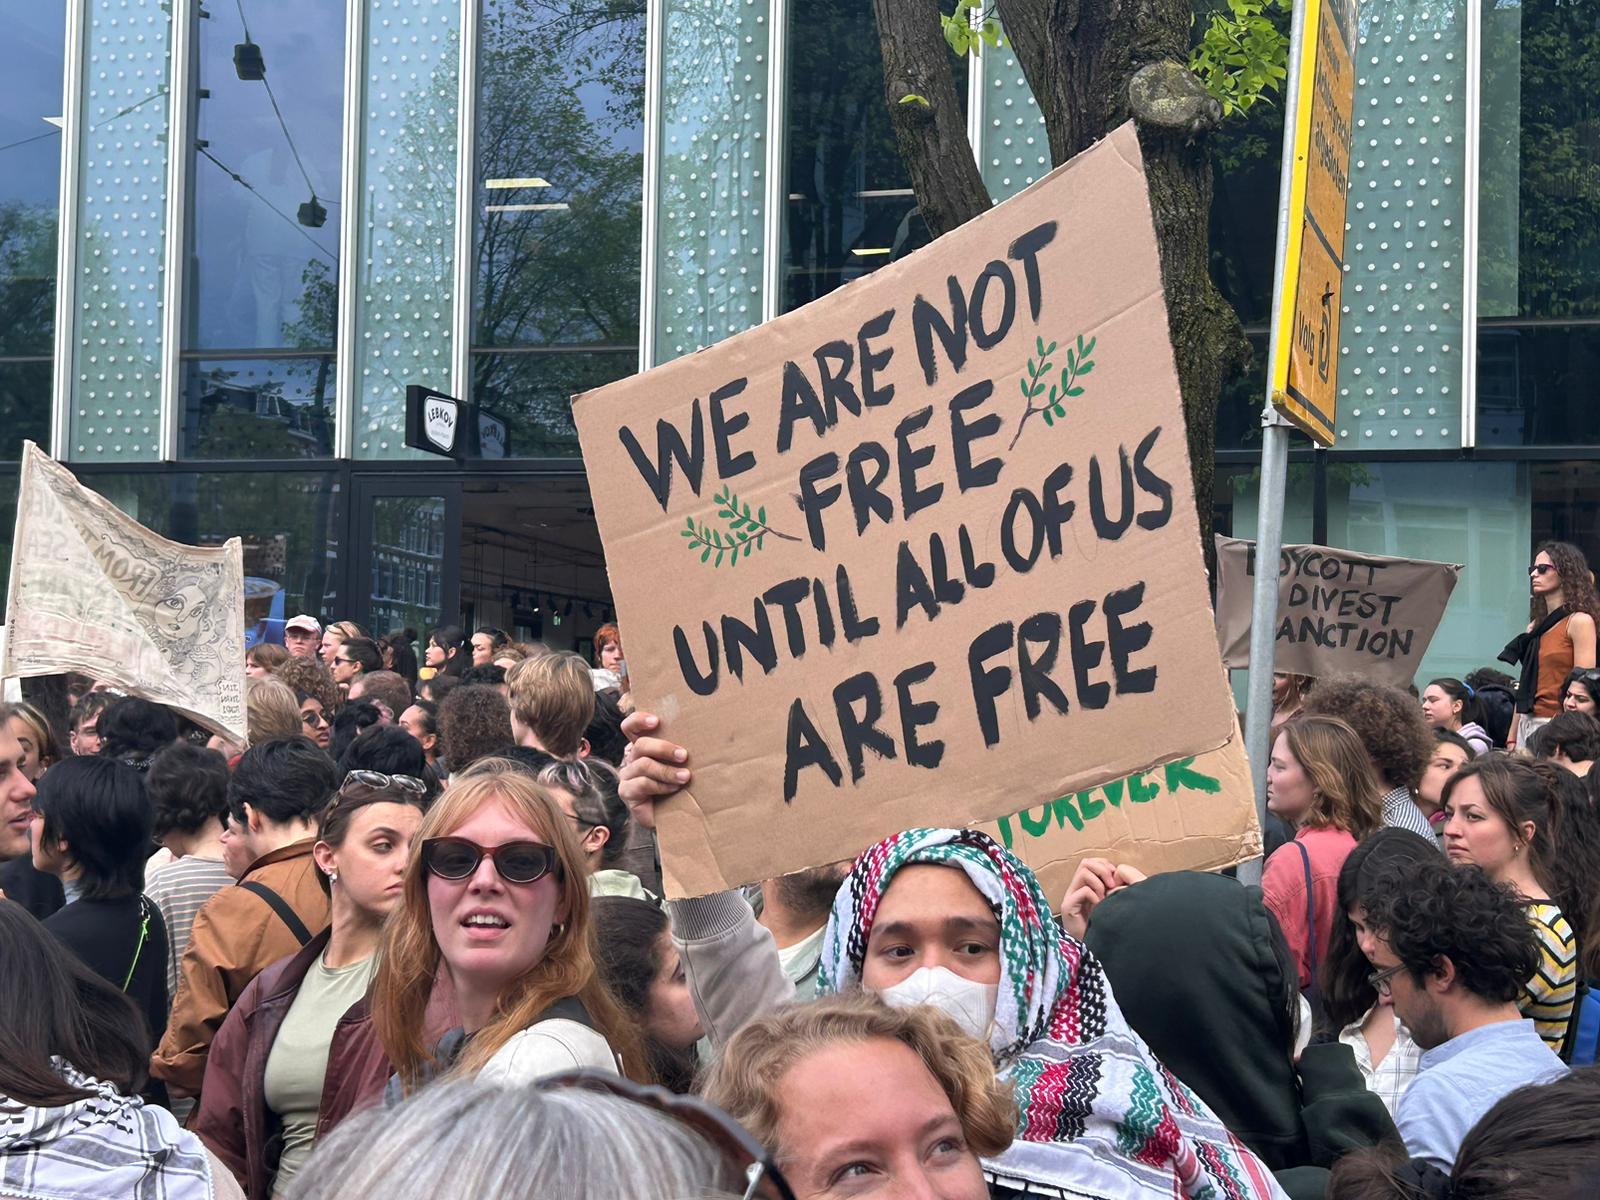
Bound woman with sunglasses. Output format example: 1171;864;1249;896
371;764;645;1093
1502;542;1598;749
194;772;428;1200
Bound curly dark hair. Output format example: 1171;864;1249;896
1528;711;1600;764
1442;754;1600;977
1360;857;1537;1005
146;743;231;840
1303;674;1433;791
1531;540;1600;622
1329;1066;1600;1200
437;684;514;773
1319;829;1441;1032
275;655;340;717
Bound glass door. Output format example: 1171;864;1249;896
351;478;461;638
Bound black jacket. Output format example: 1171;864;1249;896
0;854;65;920
45;893;170;1052
1084;871;1399;1195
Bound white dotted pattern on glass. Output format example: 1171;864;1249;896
979;45;1049;203
652;0;769;363
1338;2;1466;448
352;0;460;459
69;0;174;462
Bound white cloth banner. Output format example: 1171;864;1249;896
3;442;247;743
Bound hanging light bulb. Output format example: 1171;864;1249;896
298;194;327;228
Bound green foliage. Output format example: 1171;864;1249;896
1190;0;1290;118
942;0;1003;57
1012;333;1097;447
680;485;798;569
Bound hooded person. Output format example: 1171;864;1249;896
816;828;1288;1200
1080;869;1401;1196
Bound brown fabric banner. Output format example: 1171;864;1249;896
3;442;247;743
575;126;1248;897
1215;535;1462;686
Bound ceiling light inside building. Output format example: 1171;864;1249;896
485;203;570;213
851;247;892;257
485;177;552;189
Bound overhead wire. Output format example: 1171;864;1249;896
196;145;338;263
233;0;329;205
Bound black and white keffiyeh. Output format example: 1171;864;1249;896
0;1061;214;1200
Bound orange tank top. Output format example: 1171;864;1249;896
1534;615;1574;717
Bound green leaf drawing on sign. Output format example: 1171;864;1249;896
1011;332;1096;449
682;485;802;570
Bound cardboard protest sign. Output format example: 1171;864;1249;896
3;442;247;742
575;124;1245;897
1215;535;1462;686
979;727;1261;906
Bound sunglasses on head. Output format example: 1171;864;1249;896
422;836;562;885
540;1071;795;1200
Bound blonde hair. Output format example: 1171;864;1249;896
505;652;595;757
702;993;1016;1163
1279;715;1384;838
370;764;645;1089
245;676;304;744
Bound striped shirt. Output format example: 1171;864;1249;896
145;856;236;1004
1381;787;1439;841
1522;901;1578;1051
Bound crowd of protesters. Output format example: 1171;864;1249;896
4;545;1600;1199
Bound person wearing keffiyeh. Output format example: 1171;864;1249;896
817;828;1288;1200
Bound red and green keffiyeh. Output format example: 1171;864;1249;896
818;828;1285;1200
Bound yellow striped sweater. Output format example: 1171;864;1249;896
1521;901;1577;1051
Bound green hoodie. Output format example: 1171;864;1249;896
1084;871;1400;1195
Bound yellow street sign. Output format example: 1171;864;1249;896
1270;0;1355;446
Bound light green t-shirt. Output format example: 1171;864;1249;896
262;952;376;1197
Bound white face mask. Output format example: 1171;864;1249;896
877;966;999;1042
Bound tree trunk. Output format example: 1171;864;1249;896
996;0;1250;575
870;0;992;237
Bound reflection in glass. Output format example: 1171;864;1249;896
1476;0;1600;445
183;0;343;458
782;0;934;311
1478;325;1600;446
0;2;66;379
0;362;52;464
369;496;445;637
80;470;345;621
180;356;335;458
471;349;637;456
471;0;643;451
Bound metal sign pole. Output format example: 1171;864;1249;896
1237;0;1313;886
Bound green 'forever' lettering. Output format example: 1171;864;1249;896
994;757;1223;849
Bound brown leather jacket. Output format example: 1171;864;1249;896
192;929;390;1200
151;839;330;1096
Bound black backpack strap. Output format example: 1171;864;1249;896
538;994;597;1029
240;880;314;947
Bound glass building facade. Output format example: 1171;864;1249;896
1;0;1597;669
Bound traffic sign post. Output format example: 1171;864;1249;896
1269;0;1355;446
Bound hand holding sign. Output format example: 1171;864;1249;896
577;125;1247;896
